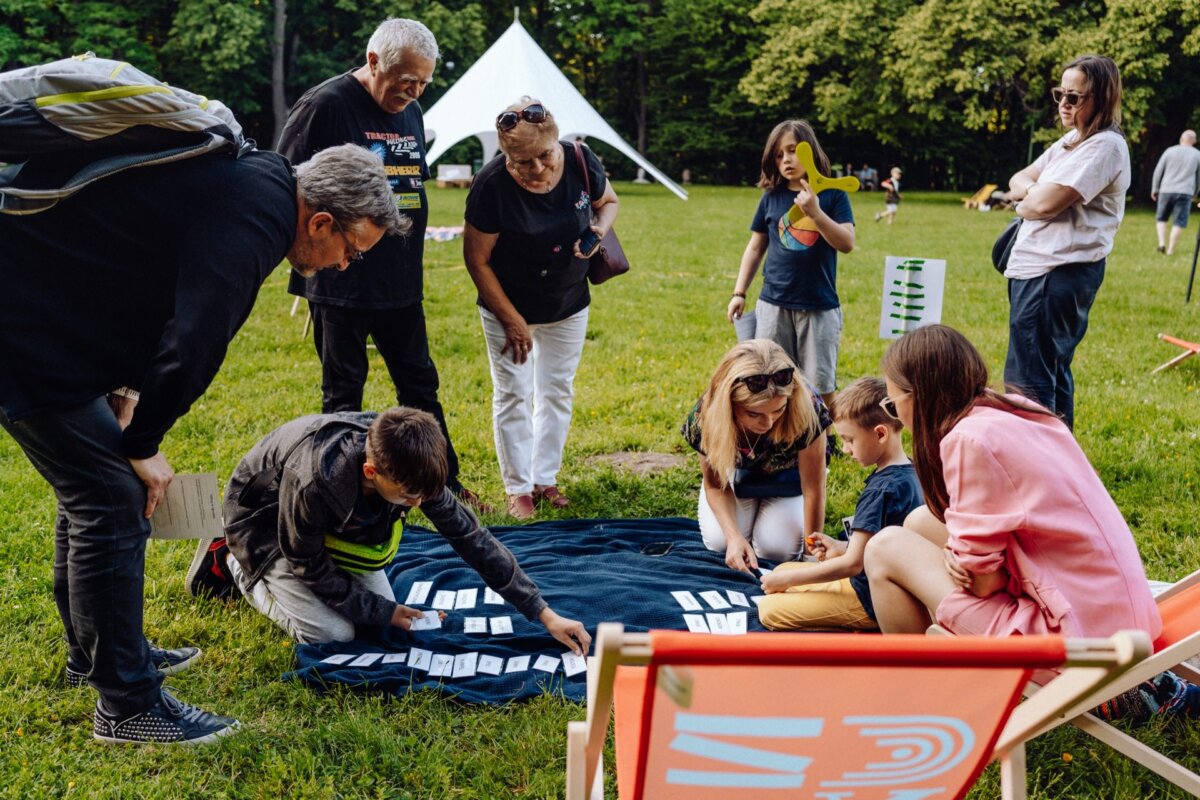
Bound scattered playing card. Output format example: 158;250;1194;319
404;581;433;606
699;590;732;610
463;617;487;634
348;652;383;668
452;652;478;678
429;654;453;677
505;655;530;673
319;653;354;665
707;613;731;634
381;652;407;665
489;616;514;635
455;588;478;610
750;595;767;606
408;648;432;671
483;587;505;605
561;652;587;677
409;610;442;631
727;611;748;635
477;655;503;675
726;590;751;608
671;590;703;611
533;654;560;674
758;567;773;576
431;590;457;610
683;614;710;633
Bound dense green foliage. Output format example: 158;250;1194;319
2;0;1197;188
0;185;1198;797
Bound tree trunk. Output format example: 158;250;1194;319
269;0;288;149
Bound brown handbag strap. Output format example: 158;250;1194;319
571;140;593;200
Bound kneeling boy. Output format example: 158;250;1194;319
757;378;922;630
187;408;589;653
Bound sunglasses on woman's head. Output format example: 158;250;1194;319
496;103;548;132
879;395;905;420
736;368;794;393
1050;87;1090;107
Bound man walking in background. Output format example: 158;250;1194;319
1152;130;1200;255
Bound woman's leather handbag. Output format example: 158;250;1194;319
992;217;1023;274
571;141;629;284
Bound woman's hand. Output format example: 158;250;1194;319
725;535;759;574
794;179;820;218
727;295;746;322
943;548;972;590
539;607;592;656
572;224;605;259
500;315;533;364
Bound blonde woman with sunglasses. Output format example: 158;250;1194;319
681;340;830;573
1001;54;1130;431
463;98;619;520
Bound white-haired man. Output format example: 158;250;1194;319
1152;130;1200;255
0;143;403;745
277;19;488;511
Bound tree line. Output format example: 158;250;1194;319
2;0;1196;194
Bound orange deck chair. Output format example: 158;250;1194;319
566;623;1149;800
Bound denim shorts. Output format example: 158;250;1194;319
1155;193;1191;228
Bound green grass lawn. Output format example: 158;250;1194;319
1;184;1198;798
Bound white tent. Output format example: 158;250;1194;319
423;20;688;201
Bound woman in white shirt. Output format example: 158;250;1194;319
1002;54;1130;430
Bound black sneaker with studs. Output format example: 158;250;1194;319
66;644;203;688
93;689;240;745
186;537;238;599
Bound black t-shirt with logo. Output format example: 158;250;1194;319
464;142;606;324
278;72;429;309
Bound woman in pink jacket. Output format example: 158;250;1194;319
863;324;1160;643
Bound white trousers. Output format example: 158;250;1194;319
697;483;808;562
480;306;589;494
227;553;395;644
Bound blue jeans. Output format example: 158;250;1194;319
1004;259;1105;430
0;398;160;715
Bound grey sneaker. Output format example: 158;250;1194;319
93;689;240;745
67;644;202;688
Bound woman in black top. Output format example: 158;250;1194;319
463;98;619;519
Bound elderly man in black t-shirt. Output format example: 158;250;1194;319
277;18;488;512
0;143;403;745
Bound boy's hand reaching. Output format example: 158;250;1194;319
539;607;592;656
805;532;844;562
390;604;438;630
760;569;796;594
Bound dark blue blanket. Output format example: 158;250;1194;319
287;517;773;703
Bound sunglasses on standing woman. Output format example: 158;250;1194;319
495;103;548;132
1050;87;1090;107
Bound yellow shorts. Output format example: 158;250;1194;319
757;562;878;631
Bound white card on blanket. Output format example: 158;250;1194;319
455;588;478;610
484;587;505;605
683;614;710;633
477;655;504;675
452;652;478;678
381;652;408;665
505;655;531;673
404;581;433;606
319;653;355;665
348;652;383;668
561;652;587;676
726;590;751;608
409;610;442;631
463;617;487;634
758;567;773;575
707;613;731;634
408;648;433;671
699;590;732;610
429;654;454;677
750;595;767;606
490;616;514;635
671;590;703;611
533;654;560;674
432;590;457;610
727;611;748;635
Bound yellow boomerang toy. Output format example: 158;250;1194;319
786;141;860;224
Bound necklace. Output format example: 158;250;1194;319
742;431;766;460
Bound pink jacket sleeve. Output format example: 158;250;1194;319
941;428;1027;575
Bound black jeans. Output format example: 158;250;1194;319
309;301;462;490
1004;258;1105;430
0;398;159;716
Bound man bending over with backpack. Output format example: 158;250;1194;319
0;143;404;745
187;408;591;653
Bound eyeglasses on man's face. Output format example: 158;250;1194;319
736;368;794;394
1051;87;1090;107
496;103;548;132
330;216;365;263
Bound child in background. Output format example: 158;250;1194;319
758;377;922;630
727;120;856;413
875;167;902;223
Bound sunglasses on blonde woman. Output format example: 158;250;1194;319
495;103;548;132
736;368;794;393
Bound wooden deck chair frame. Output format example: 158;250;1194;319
567;623;1149;800
980;568;1200;795
961;184;998;209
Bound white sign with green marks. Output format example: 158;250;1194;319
879;256;945;339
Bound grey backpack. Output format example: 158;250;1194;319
0;52;252;214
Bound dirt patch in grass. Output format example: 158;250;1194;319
586;451;689;475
